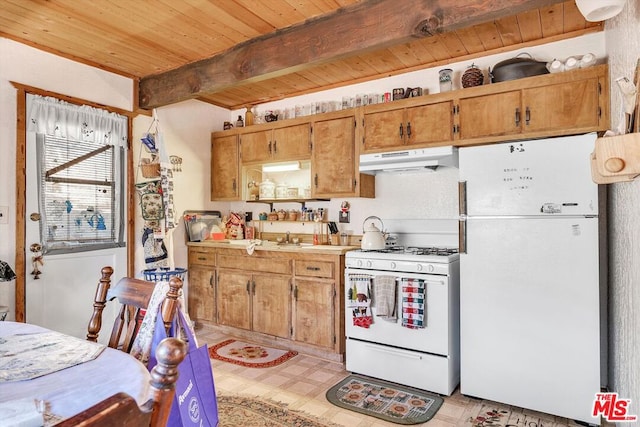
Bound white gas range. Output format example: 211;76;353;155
344;220;460;396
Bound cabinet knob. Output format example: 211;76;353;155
398;123;404;138
605;157;625;173
515;108;521;126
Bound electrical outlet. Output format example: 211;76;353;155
339;211;350;223
0;206;8;224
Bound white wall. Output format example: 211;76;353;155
0;38;133;319
132;101;227;276
603;0;640;421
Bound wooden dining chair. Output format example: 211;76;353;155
86;266;183;353
54;336;187;427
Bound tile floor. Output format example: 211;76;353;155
195;322;596;427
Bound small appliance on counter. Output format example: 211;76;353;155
183;210;222;242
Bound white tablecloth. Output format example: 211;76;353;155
0;321;151;420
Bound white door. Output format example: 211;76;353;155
24;132;125;340
460;216;601;424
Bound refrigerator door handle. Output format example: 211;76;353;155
458;219;467;254
458;181;467;254
458;181;467;216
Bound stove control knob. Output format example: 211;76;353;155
416;264;423;271
390;262;396;269
366;261;373;268
428;264;435;273
357;260;363;267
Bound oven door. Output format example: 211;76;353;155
344;267;451;356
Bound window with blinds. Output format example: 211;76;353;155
37;134;125;254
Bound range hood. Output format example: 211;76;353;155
359;146;458;174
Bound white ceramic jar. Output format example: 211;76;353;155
259;179;275;199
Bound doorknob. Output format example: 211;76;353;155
30;212;41;221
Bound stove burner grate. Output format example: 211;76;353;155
357;246;458;256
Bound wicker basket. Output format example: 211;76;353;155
140;162;160;178
143;267;187;281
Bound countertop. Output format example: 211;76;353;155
188;239;358;255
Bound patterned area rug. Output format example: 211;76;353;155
325;374;444;425
208;339;298;368
464;402;583;427
217;394;341;427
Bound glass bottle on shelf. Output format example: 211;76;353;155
235;115;244;127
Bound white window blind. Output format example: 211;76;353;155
37;134;125;253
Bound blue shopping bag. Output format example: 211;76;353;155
149;308;218;427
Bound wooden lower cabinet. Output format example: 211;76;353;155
187;265;216;322
216;269;290;338
187;245;346;361
252;274;291;338
187;248;216;323
216;270;252;330
293;278;335;349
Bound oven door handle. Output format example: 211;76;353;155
364;344;423;360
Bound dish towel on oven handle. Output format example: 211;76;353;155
401;278;426;329
373;275;397;322
348;274;373;328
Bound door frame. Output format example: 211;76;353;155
11;82;140;322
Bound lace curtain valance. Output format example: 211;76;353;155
27;95;127;147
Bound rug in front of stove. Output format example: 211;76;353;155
325;374;444;425
208;339;298;368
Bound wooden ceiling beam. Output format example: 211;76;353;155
138;0;566;109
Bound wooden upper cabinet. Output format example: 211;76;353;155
522;78;600;133
240;123;310;165
273;124;311;160
239;130;271;163
312;115;375;198
458;91;522;140
312;116;356;197
455;65;608;145
211;134;240;201
363;108;405;151
363;101;454;152
405;102;454;145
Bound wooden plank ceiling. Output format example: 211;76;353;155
0;0;601;111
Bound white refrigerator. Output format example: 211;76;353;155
458;133;606;425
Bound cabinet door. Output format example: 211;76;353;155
272;124;311;161
216;270;251;330
523;78;600;133
240;129;272;164
211;134;240;200
458;91;522;140
363;108;405;151
187;266;215;322
406;101;454;145
293;278;335;349
252;274;291;338
312;116;357;197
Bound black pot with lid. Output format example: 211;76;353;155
490;52;549;83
